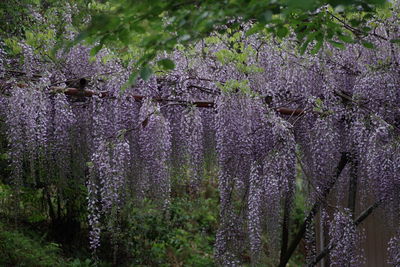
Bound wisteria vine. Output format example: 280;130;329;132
1;2;399;265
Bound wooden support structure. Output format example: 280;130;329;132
50;86;305;115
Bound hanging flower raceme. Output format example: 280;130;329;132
50;93;76;178
301;116;341;201
180;106;204;193
214;93;253;266
304;217;317;265
87;137;131;254
6;86;50;186
247;163;263;262
138;99;172;207
87;163;101;254
364;123;400;221
20;42;37;79
247;107;297;260
353;71;400;127
87;96;134;256
387;230;400;266
328;210;364;266
262;114;296;253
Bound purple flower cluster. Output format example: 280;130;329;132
180;107;204;193
247;163;263;261
138;99;172;208
87;138;131;253
214;94;253;265
50;94;76;178
6;87;50;186
387;231;400;265
2;6;400;264
329;210;364;266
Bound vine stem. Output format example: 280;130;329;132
307;199;383;266
278;153;349;267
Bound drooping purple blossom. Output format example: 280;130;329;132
6;86;50;186
214;93;253;265
387;231;400;266
328;210;364;266
1;6;400;265
87;137;131;254
138;99;172;207
180;106;204;193
50;93;76;178
247;163;263;261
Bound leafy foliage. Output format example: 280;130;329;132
0;220;96;267
120;195;218;266
0;224;64;267
77;0;391;78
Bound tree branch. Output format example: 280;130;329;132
279;195;292;265
278;152;349;267
49;86;306;115
327;11;388;41
347;156;358;215
307;199;383;266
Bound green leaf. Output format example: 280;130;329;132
360;3;373;12
299;40;310;54
128;71;139;85
90;44;103;56
311;40;323;54
245;23;263;36
363;13;374;20
349;19;362;27
179;34;191;42
118;28;130;45
131;24;146;34
362;26;372;32
86;162;94;168
121;71;139;92
305;30;320;42
276;26;289;38
0;153;9;160
157;58;175;70
361;41;374;49
329;40;345;49
140;65;153;81
25;31;35;45
315;98;323;107
338;34;355;43
315;32;324;42
287;0;314;10
390;39;400;44
74;31;88;44
259;10;272;24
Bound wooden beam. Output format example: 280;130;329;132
49;86;304;115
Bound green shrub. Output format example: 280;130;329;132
0;222;65;267
113;195;219;266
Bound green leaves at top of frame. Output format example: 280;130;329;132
286;0;316;10
121;57;176;92
75;0;388;83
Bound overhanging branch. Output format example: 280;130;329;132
307;199;383;266
50;86;306;115
278;152;349;267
